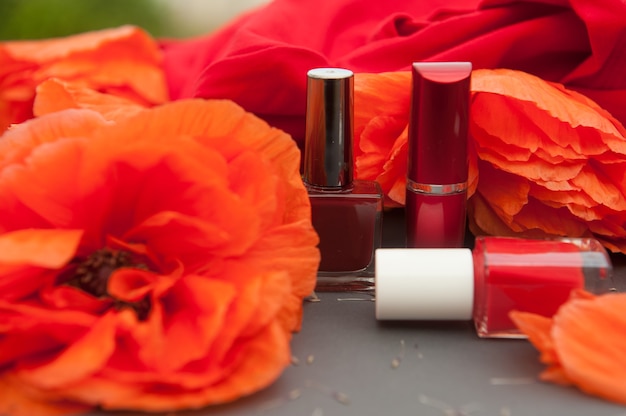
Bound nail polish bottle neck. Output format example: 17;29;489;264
303;67;354;189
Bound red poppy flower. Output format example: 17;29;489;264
470;69;626;252
353;68;626;252
511;290;626;406
0;25;168;133
0;99;320;414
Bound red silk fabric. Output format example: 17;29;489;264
160;0;626;146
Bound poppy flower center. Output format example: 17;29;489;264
67;248;151;320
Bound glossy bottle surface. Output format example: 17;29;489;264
308;180;382;290
472;237;613;338
406;192;466;248
375;236;614;339
406;62;471;248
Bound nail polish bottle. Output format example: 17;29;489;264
303;68;383;291
406;62;472;248
375;236;614;338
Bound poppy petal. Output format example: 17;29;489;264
16;312;117;389
551;292;626;404
60;321;290;412
0;229;82;269
511;291;626;405
0;109;108;170
0;300;99;367
0;25;167;132
247;222;320;332
34;78;145;122
470;69;626;246
0;373;91;416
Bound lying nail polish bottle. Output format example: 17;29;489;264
303;68;383;291
406;62;472;248
375;236;614;338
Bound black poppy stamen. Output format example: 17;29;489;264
67;248;151;320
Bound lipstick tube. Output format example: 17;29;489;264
406;62;472;248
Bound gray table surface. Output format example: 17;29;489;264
91;210;626;416
96;290;626;416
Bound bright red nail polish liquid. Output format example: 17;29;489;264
472;237;612;337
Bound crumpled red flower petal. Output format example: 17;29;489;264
511;290;626;406
33;79;146;122
0;25;167;133
470;69;626;251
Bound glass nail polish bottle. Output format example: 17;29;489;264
375;236;614;338
303;68;383;291
406;62;472;248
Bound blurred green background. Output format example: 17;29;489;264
0;0;168;39
0;0;268;40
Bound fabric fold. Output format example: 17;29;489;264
160;0;626;146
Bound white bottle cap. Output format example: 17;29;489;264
375;248;474;320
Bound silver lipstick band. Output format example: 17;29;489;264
406;179;468;195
